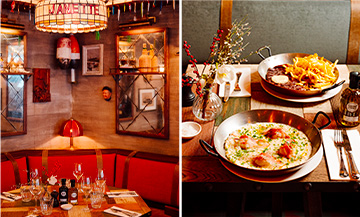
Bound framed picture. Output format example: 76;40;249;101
82;44;104;76
33;68;51;102
138;88;156;111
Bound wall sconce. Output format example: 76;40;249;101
61;118;83;150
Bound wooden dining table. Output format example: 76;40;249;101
182;64;360;217
0;186;151;217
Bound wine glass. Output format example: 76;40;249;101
30;168;39;180
80;176;92;212
29;177;44;214
73;163;83;186
95;169;106;194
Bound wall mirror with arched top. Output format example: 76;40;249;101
1;27;29;137
114;28;169;139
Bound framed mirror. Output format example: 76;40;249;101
1;28;28;137
115;28;169;139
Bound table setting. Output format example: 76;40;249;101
322;129;360;181
183;61;360;184
182;17;360;186
1;164;150;217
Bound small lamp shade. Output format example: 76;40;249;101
62;118;83;137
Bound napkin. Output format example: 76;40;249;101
106;191;138;198
1;192;21;201
104;206;142;217
217;66;251;98
321;129;360;180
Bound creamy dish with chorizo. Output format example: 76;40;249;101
266;54;338;91
224;123;312;170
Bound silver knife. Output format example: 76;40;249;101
341;129;360;179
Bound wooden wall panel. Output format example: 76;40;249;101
347;0;360;64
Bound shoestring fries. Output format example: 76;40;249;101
284;53;338;89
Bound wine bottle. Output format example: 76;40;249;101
149;44;158;72
68;179;78;204
339;71;360;126
138;43;150;73
59;178;69;204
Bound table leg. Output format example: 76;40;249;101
226;192;246;217
303;191;322;217
272;192;283;217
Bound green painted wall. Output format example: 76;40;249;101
182;0;351;71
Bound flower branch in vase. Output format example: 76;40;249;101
183;16;255;121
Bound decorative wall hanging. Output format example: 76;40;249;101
34;0;108;34
102;86;112;101
82;44;103;76
69;34;80;83
56;37;71;69
33;68;51;102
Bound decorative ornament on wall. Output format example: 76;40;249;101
34;0;108;34
33;68;51;102
69;34;80;83
56;37;71;69
56;36;81;83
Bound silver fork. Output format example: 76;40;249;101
334;129;349;177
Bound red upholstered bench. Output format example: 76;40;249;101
114;152;179;216
27;151;116;186
1;155;28;192
1;149;179;217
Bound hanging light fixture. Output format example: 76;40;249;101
35;0;108;34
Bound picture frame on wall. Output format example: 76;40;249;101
138;88;156;111
82;44;104;76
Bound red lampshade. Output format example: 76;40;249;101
61;119;83;137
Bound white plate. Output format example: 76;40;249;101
261;80;342;103
61;204;73;210
220;145;323;183
181;121;202;139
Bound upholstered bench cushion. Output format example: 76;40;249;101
126;158;178;206
28;154;116;185
1;157;28;192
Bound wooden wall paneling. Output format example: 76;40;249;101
220;0;233;44
347;0;360;64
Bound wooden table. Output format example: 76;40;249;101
182;64;360;217
0;186;151;217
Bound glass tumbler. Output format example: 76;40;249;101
90;191;103;209
20;184;32;202
40;196;54;215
